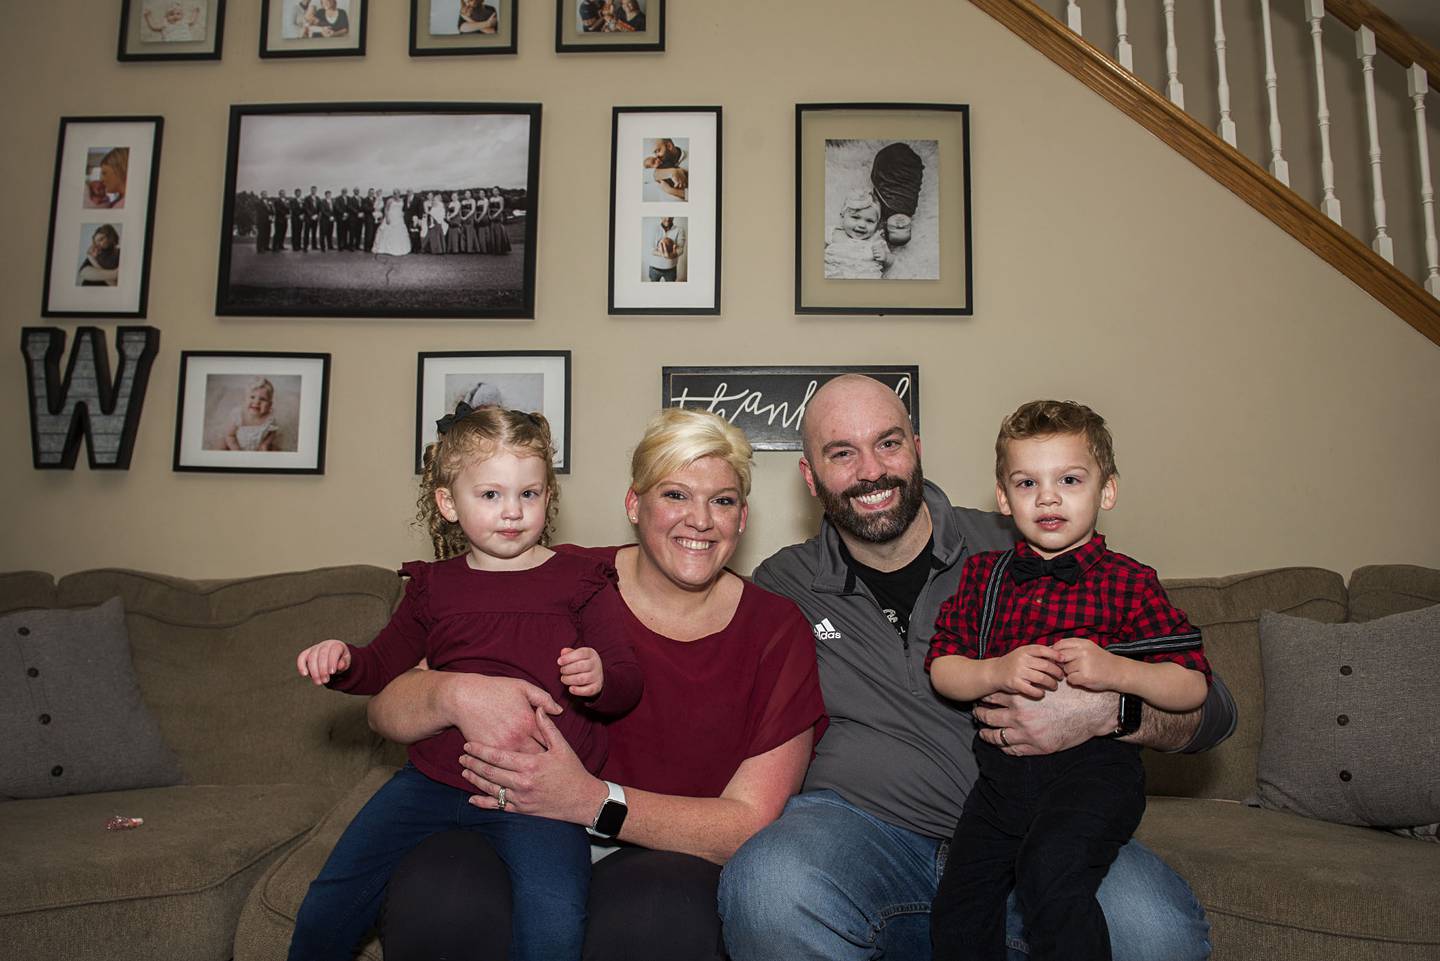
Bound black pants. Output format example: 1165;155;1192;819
931;737;1145;961
380;830;727;961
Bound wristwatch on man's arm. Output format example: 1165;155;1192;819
587;781;628;840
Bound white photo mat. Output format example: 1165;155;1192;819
175;353;329;471
417;352;570;473
610;109;719;312
44;119;160;316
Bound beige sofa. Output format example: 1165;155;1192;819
1;563;1435;960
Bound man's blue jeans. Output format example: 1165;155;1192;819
718;789;1210;961
288;764;591;961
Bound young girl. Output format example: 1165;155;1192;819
824;189;893;279
288;406;643;961
223;377;279;451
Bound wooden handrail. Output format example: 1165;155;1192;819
966;0;1440;348
1326;0;1440;92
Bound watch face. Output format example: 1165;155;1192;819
594;799;628;838
1118;693;1142;734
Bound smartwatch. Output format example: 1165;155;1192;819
587;780;628;840
1111;693;1143;737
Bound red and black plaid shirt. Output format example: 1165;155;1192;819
925;535;1210;682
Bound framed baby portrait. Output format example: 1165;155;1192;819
608;107;721;315
173;351;331;474
41;116;164;318
261;0;367;59
556;0;663;53
416;351;571;475
795;103;972;316
118;0;227;61
410;0;517;56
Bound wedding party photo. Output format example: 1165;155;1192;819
216;103;541;318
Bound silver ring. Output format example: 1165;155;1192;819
496;786;507;811
999;728;1011;749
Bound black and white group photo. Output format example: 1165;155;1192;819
823;138;939;281
217;104;540;317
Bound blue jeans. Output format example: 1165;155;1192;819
718;789;1210;961
288;764;591;961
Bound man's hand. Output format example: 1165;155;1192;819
973;679;1115;756
989;645;1065;699
1053;637;1129;693
557;646;603;699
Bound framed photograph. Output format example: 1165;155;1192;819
661;365;919;451
260;0;367;59
556;0;663;52
608;107;721;315
42;117;163;318
216;102;542;319
118;0;226;61
411;0;516;56
416;352;571;474
173;351;331;474
796;103;972;316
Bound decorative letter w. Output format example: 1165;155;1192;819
21;326;160;469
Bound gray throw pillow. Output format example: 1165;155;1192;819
0;597;182;799
1255;604;1440;831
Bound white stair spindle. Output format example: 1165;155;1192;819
1408;64;1440;295
1260;0;1290;185
1115;0;1133;71
1067;0;1082;34
1213;0;1237;146
1306;0;1343;223
1356;26;1394;262
1163;1;1185;107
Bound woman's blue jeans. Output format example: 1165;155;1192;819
288;764;591;961
717;789;1211;961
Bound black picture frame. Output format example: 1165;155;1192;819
410;0;517;56
416;351;572;474
660;365;920;451
608;106;722;315
216;102;542;319
118;0;227;61
172;351;331;474
41;116;164;319
260;0;368;59
795;103;973;316
555;0;664;52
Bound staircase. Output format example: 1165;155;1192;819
969;0;1440;346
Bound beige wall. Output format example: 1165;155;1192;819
2;0;1438;581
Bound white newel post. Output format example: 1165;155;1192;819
1306;0;1343;223
1115;0;1133;72
1067;0;1082;34
1260;0;1290;184
1163;0;1185;107
1408;64;1440;295
1357;26;1394;262
1213;0;1237;146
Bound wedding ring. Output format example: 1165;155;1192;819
999;728;1011;749
496;786;507;811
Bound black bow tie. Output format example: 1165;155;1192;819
1009;552;1082;585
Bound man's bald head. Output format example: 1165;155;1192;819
801;374;915;461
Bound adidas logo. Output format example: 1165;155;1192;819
812;617;842;641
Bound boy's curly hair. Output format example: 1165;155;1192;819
416;405;559;560
995;399;1118;483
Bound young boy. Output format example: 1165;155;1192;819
925;399;1210;961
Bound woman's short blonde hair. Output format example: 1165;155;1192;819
630;408;753;501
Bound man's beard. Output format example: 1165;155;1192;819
815;463;925;545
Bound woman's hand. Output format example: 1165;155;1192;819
461;707;607;825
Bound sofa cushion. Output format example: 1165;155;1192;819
1254;604;1440;830
1147;568;1347;801
0;782;338;961
1137;797;1440;959
0;571;56;615
1348;564;1440;622
55;566;405;789
235;766;395;961
0;598;182;800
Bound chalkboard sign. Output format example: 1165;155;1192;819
660;365;919;451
